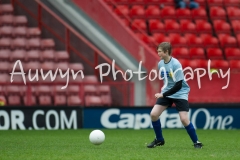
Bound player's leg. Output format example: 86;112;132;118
174;99;203;148
179;111;203;148
147;98;171;148
151;104;167;140
147;104;167;148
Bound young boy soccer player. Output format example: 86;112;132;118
147;42;203;149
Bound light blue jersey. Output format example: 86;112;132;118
158;57;190;100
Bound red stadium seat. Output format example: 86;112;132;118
53;85;68;95
231;20;240;34
25;61;40;72
69;63;84;72
55;62;69;73
28;38;41;50
218;34;238;48
98;85;111;95
178;59;191;69
131;19;147;32
229;60;240;71
54;95;67;106
206;48;224;59
0;26;13;37
195;20;213;34
0;38;11;49
152;33;171;44
223;0;240;7
39;95;52;106
236;34;240;47
100;94;112;106
226;7;240;20
136;33;155;46
0;4;14;15
27;27;41;38
25;50;40;62
9;62;25;73
55;51;69;62
5;86;20;95
12;38;27;50
114;5;129;17
172;47;190;59
55;74;68;83
8;95;21;105
185;34;202;47
146;0;174;6
85;95;103;106
42;50;55;62
14;15;28;26
176;9;191;20
24;95;36;106
164;20;180;33
83;75;98;83
84;85;98;95
0;74;9;83
169;33;187;47
11;50;26;62
0;15;14;26
180;20;196;34
207;0;223;7
191;7;208;20
129;5;145;19
200;34;219;48
69;73;83;84
37;85;52;96
224;48;240;60
0;49;10;61
149;19;165;33
40;62;55;73
67;95;82;106
160;7;176;19
41;39;55;50
12;26;27;38
213;20;231;34
209;7;226;20
194;0;207;7
189;48;205;59
22;85;37;97
130;0;145;5
145;5;161;19
68;85;80;95
189;59;208;69
210;60;229;70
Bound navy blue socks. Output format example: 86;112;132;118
152;119;164;141
185;122;198;143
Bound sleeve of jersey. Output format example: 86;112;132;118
172;61;184;82
162;80;183;97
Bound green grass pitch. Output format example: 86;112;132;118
0;129;240;160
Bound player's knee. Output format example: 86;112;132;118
180;116;189;126
150;112;159;121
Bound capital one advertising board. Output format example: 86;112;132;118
0;107;82;130
83;108;240;129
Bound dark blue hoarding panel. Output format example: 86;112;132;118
83;108;240;129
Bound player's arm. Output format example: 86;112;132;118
162;80;182;97
155;80;183;98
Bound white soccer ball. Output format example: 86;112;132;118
89;130;105;145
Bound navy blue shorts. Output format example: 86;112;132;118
155;97;189;112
